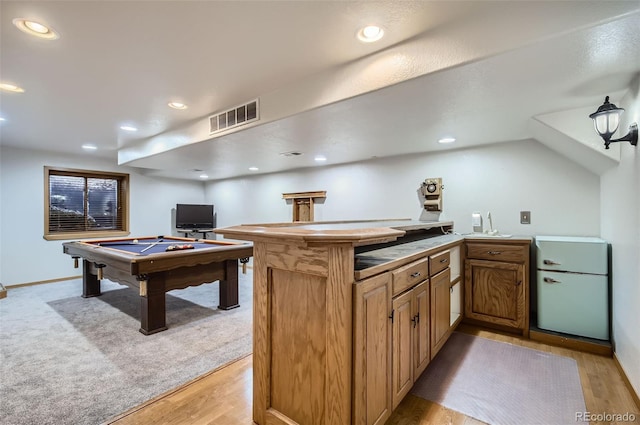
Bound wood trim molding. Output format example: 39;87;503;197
282;191;326;199
529;329;612;357
5;275;82;289
613;353;640;410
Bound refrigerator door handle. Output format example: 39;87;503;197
543;277;561;284
543;259;561;266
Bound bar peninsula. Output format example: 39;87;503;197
215;219;461;425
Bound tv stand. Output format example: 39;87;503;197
176;229;215;239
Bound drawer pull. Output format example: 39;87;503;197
543;259;561;266
410;271;422;278
440;258;449;263
487;251;502;255
543;277;561;284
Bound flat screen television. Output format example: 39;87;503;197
175;204;215;229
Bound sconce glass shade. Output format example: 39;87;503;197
588;95;638;149
589;96;623;139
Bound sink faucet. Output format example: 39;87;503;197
486;212;498;236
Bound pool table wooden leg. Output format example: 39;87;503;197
81;259;101;298
139;276;168;335
218;259;240;310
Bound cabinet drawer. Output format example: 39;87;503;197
429;250;450;276
466;243;527;262
392;258;428;296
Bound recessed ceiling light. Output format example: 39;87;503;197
13;18;59;40
314;155;327;162
0;83;25;93
199;174;209;179
357;25;384;43
248;166;259;171
120;125;138;132
82;144;97;150
168;102;188;110
438;137;456;144
0;117;6;122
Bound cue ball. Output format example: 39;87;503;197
133;239;138;244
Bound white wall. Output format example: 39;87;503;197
601;77;640;397
207;139;601;238
0;146;206;286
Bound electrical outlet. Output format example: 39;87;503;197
520;211;531;224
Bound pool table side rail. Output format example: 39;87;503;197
62;241;253;275
67;235;241;245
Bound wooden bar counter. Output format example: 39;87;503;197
215;219;456;425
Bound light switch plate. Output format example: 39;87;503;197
520;211;531;224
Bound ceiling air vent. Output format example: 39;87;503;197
209;99;259;135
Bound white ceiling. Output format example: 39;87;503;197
2;1;639;181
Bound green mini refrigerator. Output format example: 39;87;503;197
536;236;609;340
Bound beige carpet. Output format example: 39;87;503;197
0;271;253;425
411;332;588;425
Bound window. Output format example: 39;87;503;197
44;167;130;240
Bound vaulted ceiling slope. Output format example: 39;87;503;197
1;1;639;180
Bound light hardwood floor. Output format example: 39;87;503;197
108;325;639;425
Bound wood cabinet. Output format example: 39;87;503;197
429;245;464;360
413;282;430;378
391;270;430;409
430;268;451;358
464;239;530;337
356;243;463;421
353;273;392;425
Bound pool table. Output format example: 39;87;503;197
63;235;253;335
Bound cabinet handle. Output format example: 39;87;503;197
450;286;454;293
389;309;395;323
543;259;561;266
440;258;449;263
410;271;422;278
487;251;502;255
543;277;561;284
515;280;522;286
411;314;419;328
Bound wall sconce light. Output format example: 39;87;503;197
588;96;638;149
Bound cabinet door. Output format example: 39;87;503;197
412;281;430;378
465;259;525;328
391;290;413;409
430;268;451;359
353;273;392;425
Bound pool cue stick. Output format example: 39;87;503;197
99;241;177;247
140;241;161;253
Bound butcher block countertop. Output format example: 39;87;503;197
215;219;462;280
215;218;454;247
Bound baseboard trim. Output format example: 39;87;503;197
529;329;612;357
613;353;640;411
6;276;82;289
7;265;250;289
